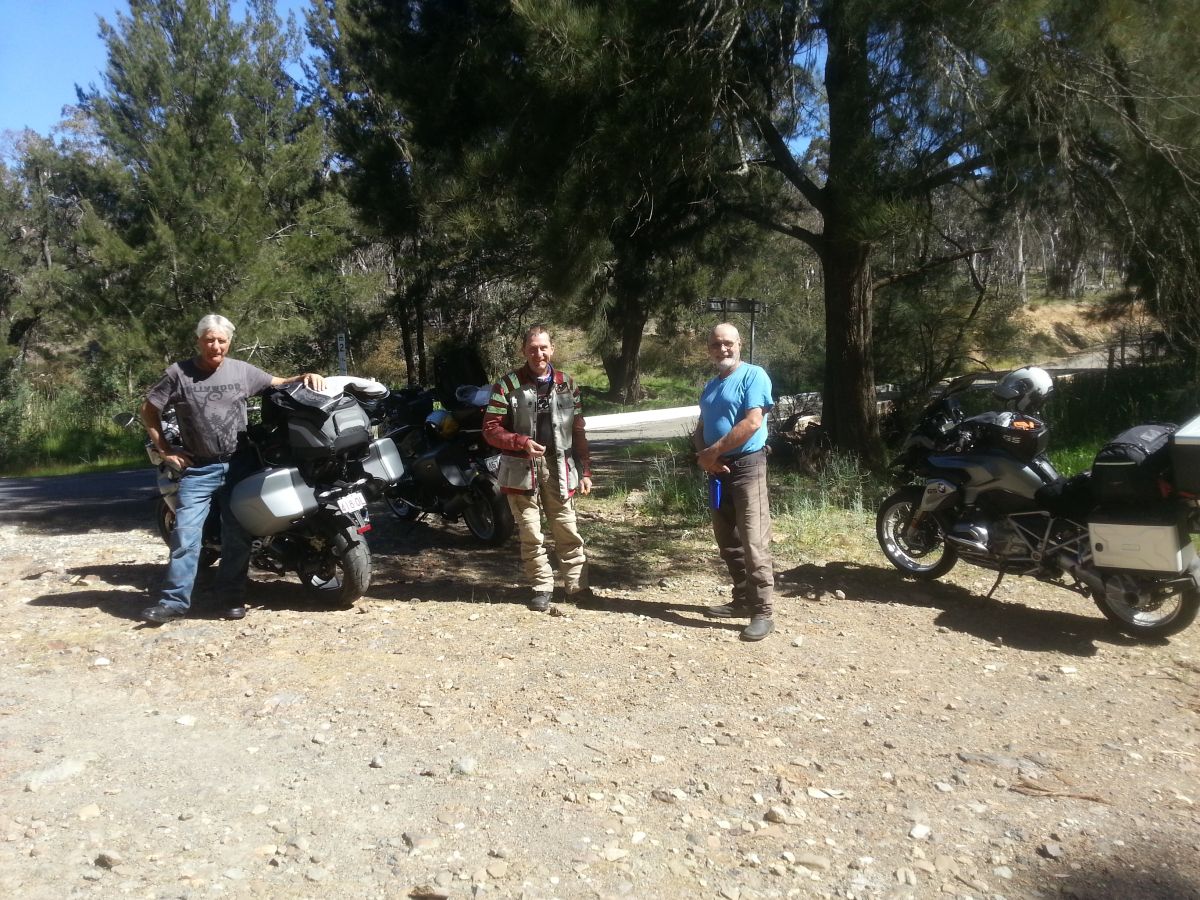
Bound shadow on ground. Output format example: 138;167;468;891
776;560;1139;656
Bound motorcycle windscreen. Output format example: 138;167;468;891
230;467;318;535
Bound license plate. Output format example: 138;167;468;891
484;454;500;474
337;491;367;514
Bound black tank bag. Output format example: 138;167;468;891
1091;423;1176;506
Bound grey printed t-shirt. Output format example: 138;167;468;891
146;358;275;458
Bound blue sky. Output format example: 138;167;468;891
0;0;309;138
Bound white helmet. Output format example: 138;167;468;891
993;366;1054;414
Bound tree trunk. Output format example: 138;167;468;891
818;9;881;465
820;240;881;466
601;297;649;403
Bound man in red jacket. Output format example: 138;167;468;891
483;325;593;611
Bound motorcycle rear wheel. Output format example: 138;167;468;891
1092;574;1200;639
297;526;371;606
876;488;957;579
462;482;515;545
157;499;219;568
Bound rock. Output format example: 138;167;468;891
909;824;932;840
95;851;123;869
485;860;508;878
25;757;88;791
994;865;1013;879
311;734;328;745
794;852;831;871
370;755;385;769
451;757;478;776
77;804;101;820
601;847;628;861
305;867;328;882
1040;841;1065;859
175;715;196;727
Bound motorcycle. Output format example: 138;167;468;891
376;381;514;545
876;366;1200;640
119;376;404;606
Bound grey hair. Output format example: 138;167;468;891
195;314;235;339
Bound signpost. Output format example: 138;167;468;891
337;332;348;376
705;297;765;362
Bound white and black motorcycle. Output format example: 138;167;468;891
877;366;1200;639
119;376;404;606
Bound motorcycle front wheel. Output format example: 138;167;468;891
297;526;371;606
1092;574;1200;639
876;488;957;580
156;498;219;568
462;481;515;545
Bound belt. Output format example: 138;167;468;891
191;452;235;465
721;447;765;462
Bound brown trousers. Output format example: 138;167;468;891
711;450;774;616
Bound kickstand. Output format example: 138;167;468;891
985;571;1005;599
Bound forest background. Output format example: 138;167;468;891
2;0;1199;478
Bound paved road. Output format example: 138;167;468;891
0;468;157;534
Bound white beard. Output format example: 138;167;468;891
716;358;739;373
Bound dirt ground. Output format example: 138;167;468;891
1;454;1198;900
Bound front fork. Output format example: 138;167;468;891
906;479;959;542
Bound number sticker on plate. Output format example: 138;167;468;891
337;491;367;514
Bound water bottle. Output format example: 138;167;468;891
708;474;722;509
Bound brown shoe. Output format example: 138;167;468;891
741;615;775;642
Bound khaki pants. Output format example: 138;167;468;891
508;457;587;595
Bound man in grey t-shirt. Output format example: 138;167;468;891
139;314;325;625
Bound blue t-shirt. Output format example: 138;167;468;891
699;363;774;454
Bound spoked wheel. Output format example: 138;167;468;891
875;488;957;580
462;481;514;545
1093;573;1200;639
156;499;219;567
297;527;371;606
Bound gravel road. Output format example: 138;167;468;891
1;456;1198;900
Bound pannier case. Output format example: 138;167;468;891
362;437;404;485
1170;413;1200;494
230;467;318;535
1089;513;1195;574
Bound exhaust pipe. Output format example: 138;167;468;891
1058;556;1105;595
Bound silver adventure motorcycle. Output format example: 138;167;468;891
121;376;404;606
876;366;1200;639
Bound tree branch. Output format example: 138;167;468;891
873;247;991;290
719;201;824;252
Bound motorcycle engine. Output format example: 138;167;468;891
986;519;1028;560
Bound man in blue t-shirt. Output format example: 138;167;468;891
692;323;776;641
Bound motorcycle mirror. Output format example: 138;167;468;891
112;412;137;428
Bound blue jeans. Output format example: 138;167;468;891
157;462;254;611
